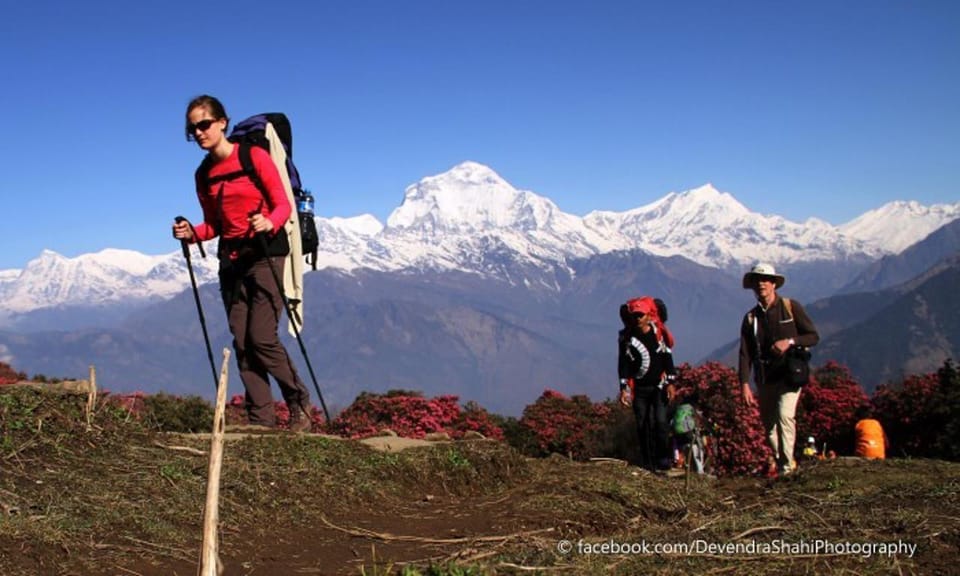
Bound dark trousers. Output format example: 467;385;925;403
632;386;670;470
220;257;310;426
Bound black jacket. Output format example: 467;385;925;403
738;295;819;384
618;325;676;389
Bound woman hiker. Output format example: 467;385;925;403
172;94;314;431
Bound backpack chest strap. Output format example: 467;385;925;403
198;144;259;189
205;169;248;186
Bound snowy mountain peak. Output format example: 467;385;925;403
841;200;960;253
327;214;384;237
428;160;508;188
386;161;559;234
642;183;749;222
587;182;749;239
0;244;217;314
31;248;163;275
580;182;875;267
684;182;722;198
38;249;64;260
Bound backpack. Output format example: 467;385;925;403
653;297;668;323
672;403;698;436
229;113;320;271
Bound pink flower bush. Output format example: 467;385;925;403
872;372;940;457
100;391;148;415
797;362;869;455
673;362;770;476
517;389;612;460
0;362;26;385
327;390;503;440
454;401;505;441
2;356;955;467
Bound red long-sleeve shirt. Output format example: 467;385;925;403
191;144;291;242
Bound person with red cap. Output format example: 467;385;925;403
738;263;819;477
618;296;677;472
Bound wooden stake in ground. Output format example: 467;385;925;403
198;348;231;576
85;365;98;431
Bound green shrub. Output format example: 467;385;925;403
142;393;214;433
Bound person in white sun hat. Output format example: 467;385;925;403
738;263;819;477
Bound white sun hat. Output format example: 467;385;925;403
742;262;786;289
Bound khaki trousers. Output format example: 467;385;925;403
758;380;801;470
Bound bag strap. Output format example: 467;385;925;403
197;147;252;188
237;143;268;199
196;143;266;198
750;306;766;384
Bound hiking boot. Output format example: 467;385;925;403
287;403;314;433
765;460;779;478
778;461;798;477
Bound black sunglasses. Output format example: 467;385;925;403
185;118;218;140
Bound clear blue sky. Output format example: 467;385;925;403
1;0;957;270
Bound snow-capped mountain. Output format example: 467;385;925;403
0;248;217;314
315;162;617;274
584;184;874;267
840;200;960;254
0;161;956;318
313;162;944;273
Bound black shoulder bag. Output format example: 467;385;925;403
785;346;812;388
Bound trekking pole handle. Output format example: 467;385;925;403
174;216;206;259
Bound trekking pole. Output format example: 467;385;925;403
255;233;331;423
175;216;219;391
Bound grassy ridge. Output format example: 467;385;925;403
1;387;958;575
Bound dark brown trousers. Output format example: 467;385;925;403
220;257;310;426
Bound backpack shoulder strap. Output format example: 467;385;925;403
783;297;793;320
237;143;268;199
194;156;213;188
747;306;761;350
